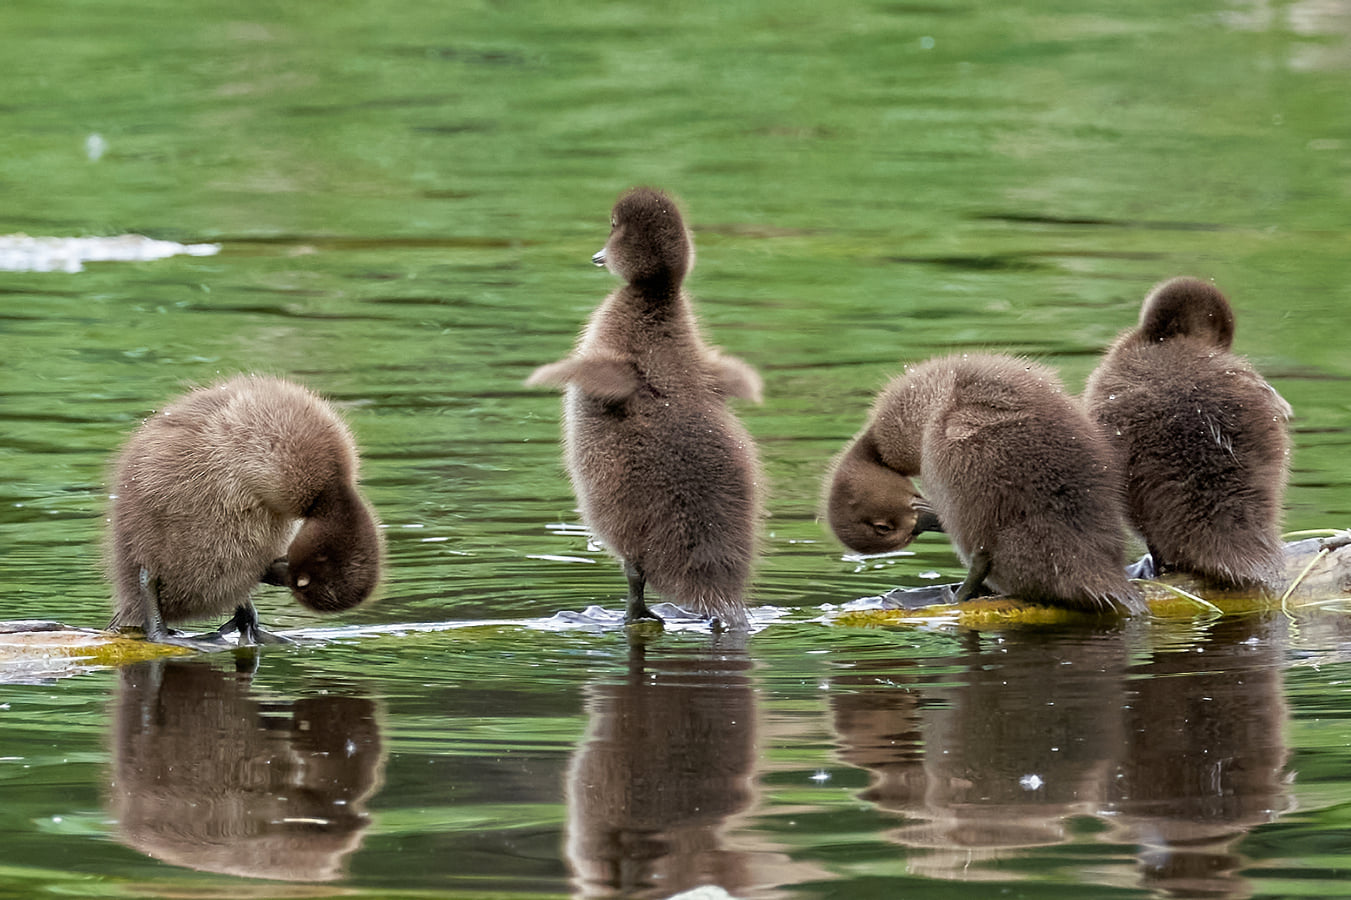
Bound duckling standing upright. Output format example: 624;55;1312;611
527;187;763;630
825;353;1143;613
1085;277;1292;588
107;375;383;646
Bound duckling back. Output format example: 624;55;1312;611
564;374;761;626
1085;278;1291;588
107;375;381;630
829;354;1141;613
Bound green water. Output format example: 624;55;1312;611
3;0;1351;896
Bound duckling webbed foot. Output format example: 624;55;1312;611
207;603;293;646
164;632;237;651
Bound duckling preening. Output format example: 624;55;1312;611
106;375;382;647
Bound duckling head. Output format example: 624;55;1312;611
825;443;931;555
594;187;693;289
1138;276;1235;349
285;486;383;613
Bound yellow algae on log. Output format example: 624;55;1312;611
832;532;1351;629
0;625;191;678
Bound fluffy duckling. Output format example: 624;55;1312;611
1085;277;1292;588
826;353;1143;613
527;187;763;630
106;375;383;646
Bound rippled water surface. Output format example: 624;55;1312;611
3;0;1351;897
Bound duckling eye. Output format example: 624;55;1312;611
870;519;895;536
296;573;311;588
610;216;617;229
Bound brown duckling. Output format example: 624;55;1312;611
106;375;383;646
826;353;1143;613
1085;277;1292;588
526;187;763;630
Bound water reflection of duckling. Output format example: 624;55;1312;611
829;630;1128;861
1086;277;1292;589
565;645;760;897
825;353;1142;613
826;620;1290;894
108;657;385;881
1108;616;1290;897
106;375;383;646
527;187;763;630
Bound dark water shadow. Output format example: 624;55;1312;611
107;656;386;882
564;640;809;898
974;211;1230;232
829;617;1289;896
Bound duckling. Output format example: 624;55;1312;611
527;187;763;630
106;375;383;646
826;354;1143;613
1085;277;1292;588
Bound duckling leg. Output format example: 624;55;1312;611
953;550;994;604
623;560;664;627
209;603;293;646
138;568;175;642
137;568;230;651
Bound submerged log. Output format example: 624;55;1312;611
0;624;191;682
834;530;1351;628
4;533;1350;673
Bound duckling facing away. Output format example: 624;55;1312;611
106;375;383;646
826;353;1143;613
1085;277;1292;589
527;187;763;630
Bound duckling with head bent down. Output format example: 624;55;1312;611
106;375;383;647
826;354;1143;613
527;187;763;631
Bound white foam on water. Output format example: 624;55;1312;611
0;234;221;273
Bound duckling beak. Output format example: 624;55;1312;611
592;247;607;267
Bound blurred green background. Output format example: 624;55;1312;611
2;0;1349;896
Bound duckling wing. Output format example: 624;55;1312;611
709;352;763;403
526;353;640;403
